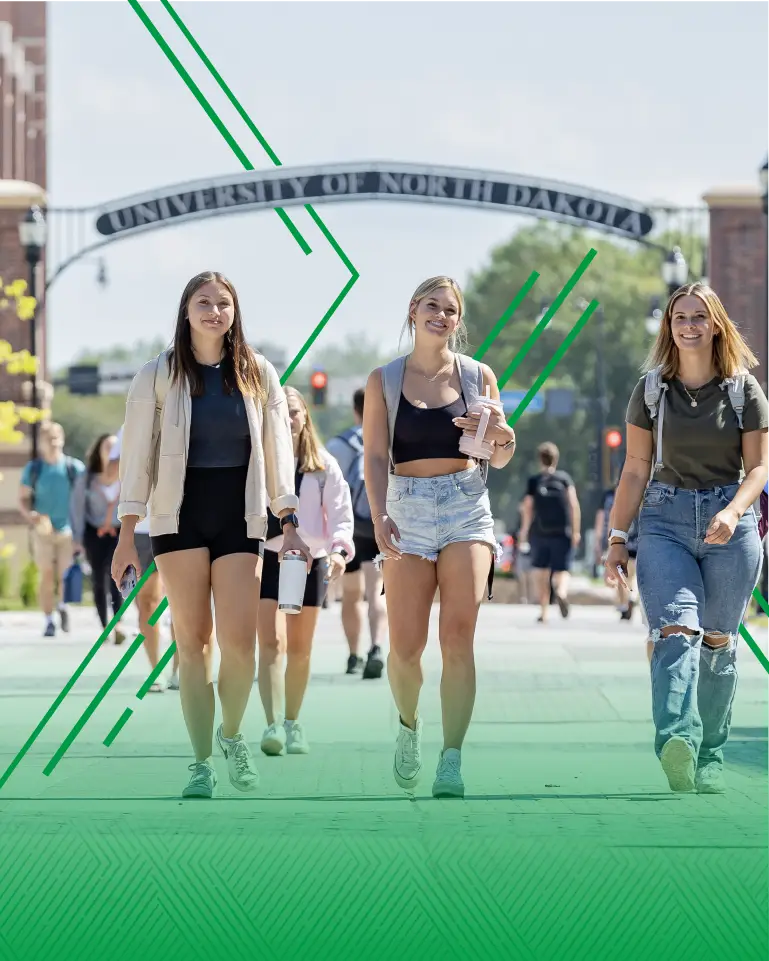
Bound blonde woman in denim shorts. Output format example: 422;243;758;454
362;276;517;799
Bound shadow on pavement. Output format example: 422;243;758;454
726;727;768;774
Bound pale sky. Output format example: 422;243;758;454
46;0;768;370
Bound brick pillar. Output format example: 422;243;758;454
703;186;768;392
10;1;46;189
0;182;46;591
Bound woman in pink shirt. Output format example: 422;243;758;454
257;386;355;755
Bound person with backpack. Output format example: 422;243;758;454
363;276;515;799
70;432;127;646
606;283;768;795
257;386;354;757
518;442;581;624
18;421;85;637
326;387;386;679
111;271;307;800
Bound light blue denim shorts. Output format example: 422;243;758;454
378;465;500;565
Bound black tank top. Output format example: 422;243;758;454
392;392;467;465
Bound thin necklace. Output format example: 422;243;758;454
408;355;453;382
681;383;703;408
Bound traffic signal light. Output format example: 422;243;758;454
310;369;328;407
602;427;624;486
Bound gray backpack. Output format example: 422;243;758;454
380;353;491;483
644;365;747;474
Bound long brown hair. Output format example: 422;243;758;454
285;386;325;474
86;433;114;475
644;283;759;379
169;271;264;401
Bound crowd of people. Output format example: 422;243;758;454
16;272;768;801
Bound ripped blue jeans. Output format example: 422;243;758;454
636;481;763;767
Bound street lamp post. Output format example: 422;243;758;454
661;246;689;299
18;205;47;461
760;158;768;389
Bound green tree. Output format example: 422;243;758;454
51;389;128;462
461;222;699;529
298;334;397;379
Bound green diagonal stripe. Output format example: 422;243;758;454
43;595;170;775
0;562;157;791
126;0;311;253
752;587;769;618
474;271;539;361
136;642;177;701
507;300;598;424
496;248;597;388
738;622;769;674
103;708;134;748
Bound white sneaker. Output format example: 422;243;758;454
261;722;287;756
215;725;260;792
148;676;167;693
167;671;180;691
432;748;464;799
285;720;310;755
393;716;423;790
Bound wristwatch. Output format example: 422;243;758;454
333;548;349;561
280;512;300;530
609;528;628;544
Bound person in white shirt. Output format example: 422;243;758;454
257;386;355;756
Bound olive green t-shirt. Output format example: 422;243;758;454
625;373;768;489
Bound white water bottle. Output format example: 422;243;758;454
278;550;307;614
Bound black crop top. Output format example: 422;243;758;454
187;362;251;468
392;391;467;465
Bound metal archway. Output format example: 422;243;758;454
43;160;702;291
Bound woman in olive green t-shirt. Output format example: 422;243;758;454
606;283;768;797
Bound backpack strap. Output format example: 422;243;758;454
154;351;171;411
643;366;668;475
65;457;78;487
380;356;407;473
720;369;747;430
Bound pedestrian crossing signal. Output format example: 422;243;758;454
310;370;328;407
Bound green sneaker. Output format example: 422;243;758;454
432;749;465;799
695;764;726;794
182;759;217;799
660;736;695;793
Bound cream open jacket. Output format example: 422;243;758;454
117;349;298;538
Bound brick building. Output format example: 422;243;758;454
0;2;47;586
703;186;768;392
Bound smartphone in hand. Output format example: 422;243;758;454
119;565;137;599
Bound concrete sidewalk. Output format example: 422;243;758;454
0;604;766;961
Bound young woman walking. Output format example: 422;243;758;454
257;386;354;756
363;276;516;799
71;433;126;645
607;283;767;795
112;271;308;799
